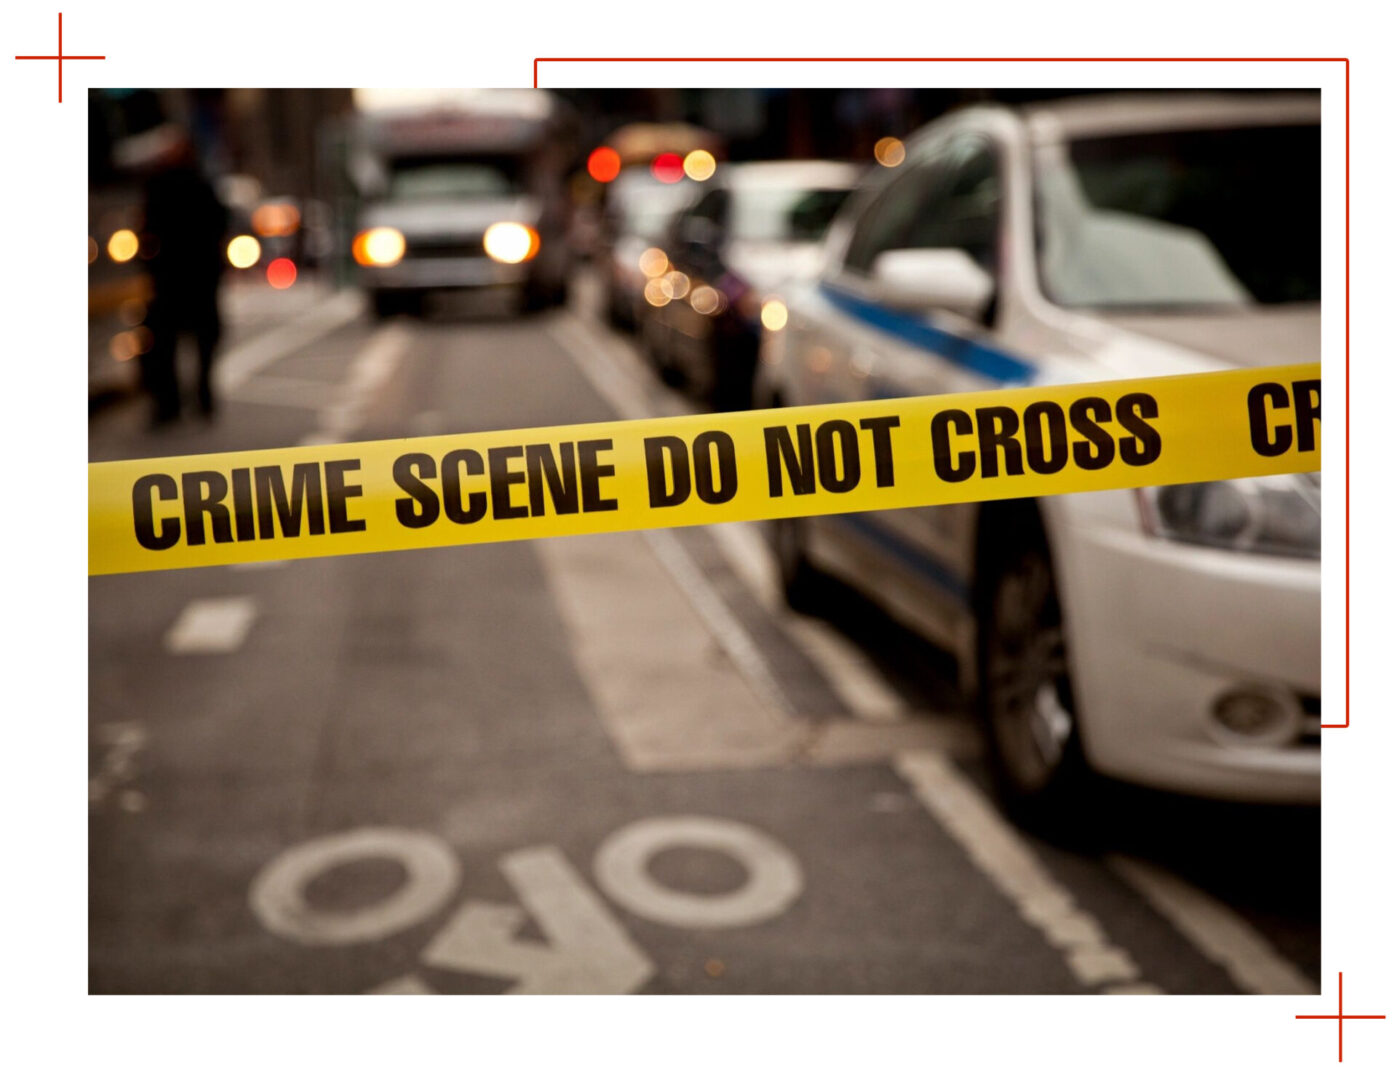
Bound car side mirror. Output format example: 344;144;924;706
870;248;994;320
679;215;720;255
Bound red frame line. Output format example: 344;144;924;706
537;56;1352;729
1296;972;1388;1063
14;13;105;104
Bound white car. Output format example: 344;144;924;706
757;94;1321;812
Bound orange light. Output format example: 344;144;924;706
639;247;668;278
107;229;139;263
483;222;540;264
266;258;297;289
109;331;142;362
874;136;906;168
87;236;98;264
651;153;684;184
587;146;622;183
643;279;670;307
252;203;301;237
353;227;406;267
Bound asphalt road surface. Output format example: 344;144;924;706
88;274;1319;994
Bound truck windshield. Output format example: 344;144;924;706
388;160;519;201
1035;124;1319;309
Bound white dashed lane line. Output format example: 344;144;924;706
214;289;363;395
548;311;916;726
163;597;259;654
895;750;1161;993
1106;854;1317;995
299;321;412;446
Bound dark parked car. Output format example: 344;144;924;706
639;161;860;410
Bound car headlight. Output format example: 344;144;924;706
483;222;540;264
1136;474;1320;558
353;227;406;267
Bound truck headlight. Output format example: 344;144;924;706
1136;474;1320;558
353;227;406;267
483;222;540;264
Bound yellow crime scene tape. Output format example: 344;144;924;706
89;363;1320;575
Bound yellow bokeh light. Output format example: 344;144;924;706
107;229;139;263
683;149;717;182
639;247;669;278
689;284;722;316
353;227;407;267
88;236;98;264
643;278;671;307
109;331;141;362
874;136;906;168
226;234;262;269
660;270;690;301
761;298;788;332
483;222;540;264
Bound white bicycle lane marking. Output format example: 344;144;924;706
248;815;805;994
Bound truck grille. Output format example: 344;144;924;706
406;235;485;259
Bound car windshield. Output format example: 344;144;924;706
387;160;519;201
1035;124;1320;309
611;176;694;236
731;186;851;243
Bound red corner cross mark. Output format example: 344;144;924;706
1296;973;1387;1063
14;13;104;103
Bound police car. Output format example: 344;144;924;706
757;93;1321;813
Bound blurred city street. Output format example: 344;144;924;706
88;270;1319;994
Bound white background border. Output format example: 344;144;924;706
2;2;1389;1076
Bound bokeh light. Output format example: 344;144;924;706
874;136;906;168
643;278;670;307
482;222;540;264
353;227;406;267
109;331;143;362
252;203;300;237
227;234;262;269
761;298;789;332
651;153;685;184
587;146;622;183
660;270;690;301
683;150;716;182
266;257;297;289
639;247;669;278
689;284;722;316
88;236;98;264
107;229;139;263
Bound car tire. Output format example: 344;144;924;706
370;290;401;320
641;313;683;387
524;274;569;313
976;512;1093;828
768;516;822;613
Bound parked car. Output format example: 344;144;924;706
642;161;860;410
598;165;696;329
756;94;1321;814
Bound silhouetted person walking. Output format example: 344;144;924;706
141;133;228;425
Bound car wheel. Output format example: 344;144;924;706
641;314;683;386
978;526;1091;823
769;516;822;612
370;290;401;320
